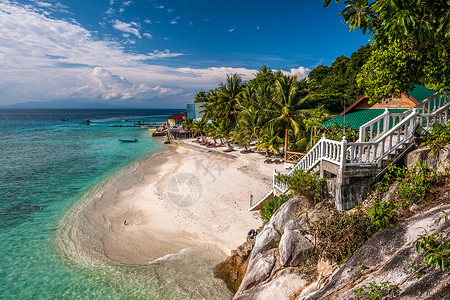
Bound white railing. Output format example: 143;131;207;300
413;93;450;115
265;92;449;208
347;109;418;165
273;136;346;192
248;190;274;211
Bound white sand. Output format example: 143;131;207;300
65;140;279;265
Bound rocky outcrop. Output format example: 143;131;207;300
299;204;450;299
232;195;330;300
405;145;450;173
215;240;253;293
279;230;313;267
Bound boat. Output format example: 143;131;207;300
80;120;91;125
119;139;139;142
60;118;69;121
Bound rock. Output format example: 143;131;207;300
234;273;307;300
300;204;450;300
236;250;277;295
305;201;331;225
438;146;450;173
279;229;314;267
269;196;308;234
250;225;280;260
404;147;431;169
216;241;253;293
381;181;400;203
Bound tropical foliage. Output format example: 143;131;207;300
324;0;449;102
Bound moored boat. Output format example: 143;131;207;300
119;139;139;142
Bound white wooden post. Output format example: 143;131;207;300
273;169;277;189
340;136;347;169
383;108;389;133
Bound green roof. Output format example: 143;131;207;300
409;84;437;102
323;109;407;130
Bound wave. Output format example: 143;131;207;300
148;248;191;264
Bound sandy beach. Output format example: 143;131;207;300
57;139;277;266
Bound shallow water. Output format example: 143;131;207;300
0;109;231;299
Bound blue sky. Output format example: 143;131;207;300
0;0;370;108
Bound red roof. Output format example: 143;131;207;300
168;113;184;120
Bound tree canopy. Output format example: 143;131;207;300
324;0;449;101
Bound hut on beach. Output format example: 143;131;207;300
167;113;185;127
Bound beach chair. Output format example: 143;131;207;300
223;146;234;152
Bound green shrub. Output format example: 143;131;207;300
312;208;376;264
422;122;450;154
395;161;437;207
413;212;450;271
277;169;324;204
368;199;398;230
353;281;398;300
260;194;290;223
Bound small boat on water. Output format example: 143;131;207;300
81;120;91;125
119;139;139;143
60;118;69;121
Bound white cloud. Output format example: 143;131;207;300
112;19;141;38
280;67;311;80
144;18;152;24
35;1;52;8
170;16;180;24
143;33;153;39
147;49;184;59
123;1;132;6
0;2;311;107
228;28;235;33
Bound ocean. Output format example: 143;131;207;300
0;109;231;299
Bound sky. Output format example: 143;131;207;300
0;0;370;108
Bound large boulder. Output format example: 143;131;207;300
300;204;450;300
437;146;450;173
279;229;314;267
404;147;431;169
268;195;309;234
250;225;280;261
215;241;253;293
235;249;277;295
234;273;308;300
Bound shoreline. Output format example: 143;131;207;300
56;138;274;266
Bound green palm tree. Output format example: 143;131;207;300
182;117;195;138
257;125;284;156
264;75;309;153
192;120;207;139
233;106;262;149
214;74;244;122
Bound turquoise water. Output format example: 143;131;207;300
0;109;182;298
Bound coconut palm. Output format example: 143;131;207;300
263;75;310;153
182;117;195;137
257;125;284;156
232;106;262;149
192;120;207;139
214;74;244;122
